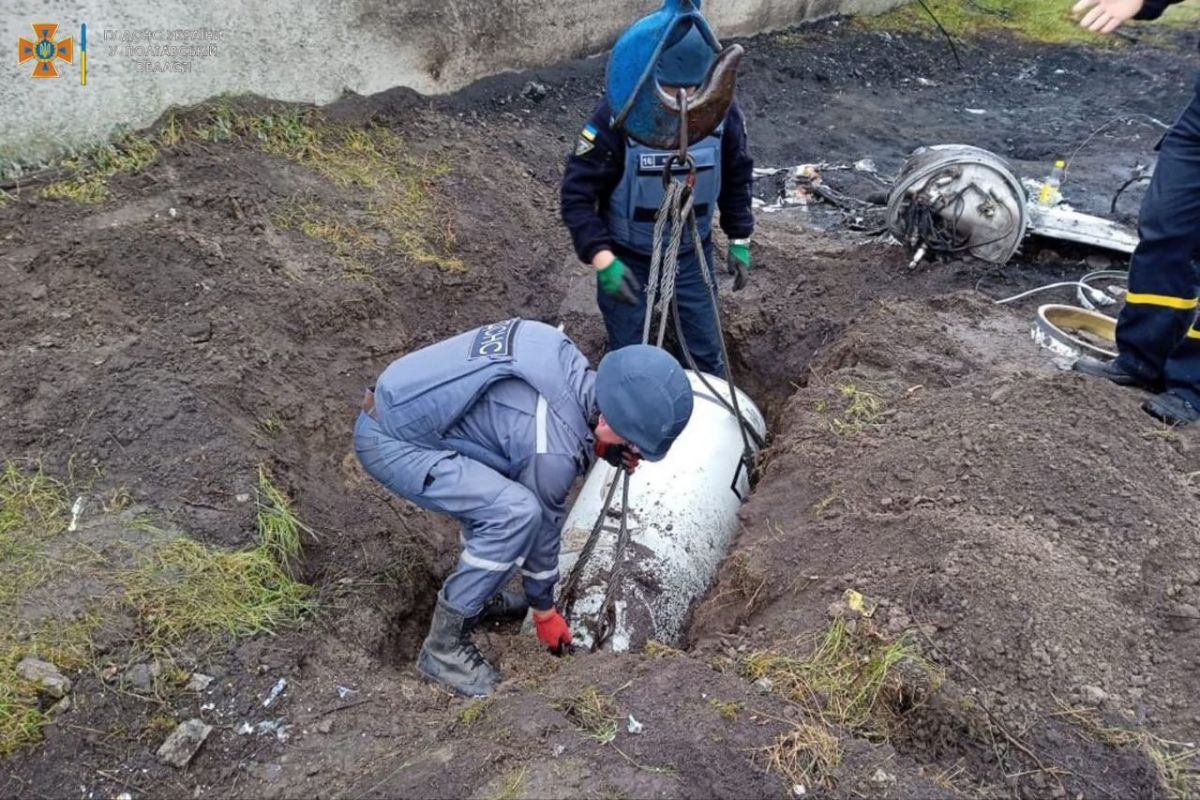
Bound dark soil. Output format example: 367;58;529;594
2;16;1199;800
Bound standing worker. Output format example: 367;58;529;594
1072;0;1200;425
561;24;755;379
354;319;694;696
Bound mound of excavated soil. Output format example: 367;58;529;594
2;18;1199;800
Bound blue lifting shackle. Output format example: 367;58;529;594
606;0;744;151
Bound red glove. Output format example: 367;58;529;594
533;607;573;655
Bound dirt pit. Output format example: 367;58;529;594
2;15;1200;800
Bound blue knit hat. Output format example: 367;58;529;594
595;346;694;461
656;24;716;88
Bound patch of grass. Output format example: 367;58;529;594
762;724;843;790
260;416;285;437
457;697;494;727
490;767;526;800
273;200;379;278
0;462;313;755
102;486;133;514
144;711;178;739
0;461;67;543
0;680;45;757
120;525;312;643
558;686;619;744
643;639;682;658
1055;702;1200;799
255;466;303;575
186;104;462;272
859;0;1200;45
41;133;159;203
829;383;885;436
741;618;936;733
709;698;742;720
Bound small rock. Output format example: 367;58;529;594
124;662;157;692
246;761;284;783
627;715;643;735
48;695;72;716
29;284;48;300
314;717;334;735
871;768;896;785
1081;685;1108;706
157;718;213;769
16;657;71;699
521;81;548;102
754;677;774;694
183;321;212;344
1085;254;1112;270
1167;603;1200;632
186;672;214;692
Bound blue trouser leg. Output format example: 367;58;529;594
520;517;561;612
1115;89;1200;399
353;412;541;618
596;241;725;377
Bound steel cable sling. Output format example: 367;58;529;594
560;91;761;648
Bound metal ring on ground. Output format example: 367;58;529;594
1032;304;1117;360
1076;270;1129;311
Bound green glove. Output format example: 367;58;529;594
728;240;751;292
597;257;641;306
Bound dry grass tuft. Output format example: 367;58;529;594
762;724;843;790
558;686;619;744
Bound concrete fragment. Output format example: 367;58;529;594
157;718;213;769
16;657;71;699
186;672;215;692
124;662;158;692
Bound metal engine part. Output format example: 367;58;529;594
887;144;1030;266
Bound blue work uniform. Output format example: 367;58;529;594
1111;3;1200;408
353;320;596;617
561;97;755;378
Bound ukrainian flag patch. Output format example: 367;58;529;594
575;123;598;156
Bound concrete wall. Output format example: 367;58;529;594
2;0;906;166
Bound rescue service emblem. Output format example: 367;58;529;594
469;319;521;359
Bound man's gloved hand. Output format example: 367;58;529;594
533;607;573;655
595;440;641;473
727;239;751;292
597;257;641;306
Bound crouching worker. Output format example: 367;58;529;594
354;319;694;696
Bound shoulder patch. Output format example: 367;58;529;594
581;124;597;142
574;137;595;156
469;319;521;359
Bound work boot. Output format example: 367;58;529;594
1072;357;1162;392
479;589;529;624
417;597;500;697
1143;392;1200;427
